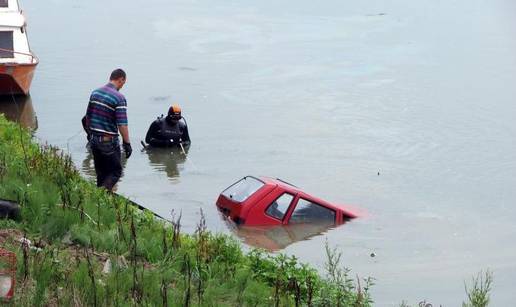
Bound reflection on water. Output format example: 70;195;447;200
80;150;97;179
81;146;128;181
24;0;516;304
222;215;339;251
0;95;38;130
145;145;189;181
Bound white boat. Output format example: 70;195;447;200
0;0;38;96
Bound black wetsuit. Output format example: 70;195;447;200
145;116;191;147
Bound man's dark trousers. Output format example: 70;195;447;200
90;135;122;191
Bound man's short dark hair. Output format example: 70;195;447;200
110;68;126;80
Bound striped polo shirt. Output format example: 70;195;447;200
86;83;128;136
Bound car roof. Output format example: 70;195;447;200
259;176;301;191
258;176;339;210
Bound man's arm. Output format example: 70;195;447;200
181;121;191;145
119;125;130;144
115;98;130;144
119;125;132;158
145;121;158;144
84;96;93;129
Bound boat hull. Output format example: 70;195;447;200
0;62;37;96
0;94;37;130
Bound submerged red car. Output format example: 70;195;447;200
216;176;359;226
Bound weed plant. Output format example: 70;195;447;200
0;115;493;306
0;115;373;306
462;270;492;307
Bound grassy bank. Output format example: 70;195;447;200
0;114;373;306
0;115;492;306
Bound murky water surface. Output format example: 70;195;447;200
3;0;516;305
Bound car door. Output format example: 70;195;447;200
286;197;337;225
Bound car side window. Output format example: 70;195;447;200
289;198;335;224
265;193;294;220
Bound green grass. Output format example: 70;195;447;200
0;114;494;306
0;114;372;306
462;270;492;307
398;271;493;307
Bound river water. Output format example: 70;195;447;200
3;0;516;305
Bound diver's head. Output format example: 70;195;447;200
167;104;182;121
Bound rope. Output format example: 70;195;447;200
66;128;86;154
179;142;199;171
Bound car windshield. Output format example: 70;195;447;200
221;176;265;203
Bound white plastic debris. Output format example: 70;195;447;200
30;246;43;252
0;275;13;298
118;256;128;269
102;259;112;274
61;232;73;245
18;237;31;246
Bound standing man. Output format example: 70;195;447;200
84;69;132;191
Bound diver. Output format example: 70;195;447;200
144;104;191;147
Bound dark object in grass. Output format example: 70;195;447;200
0;198;21;220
